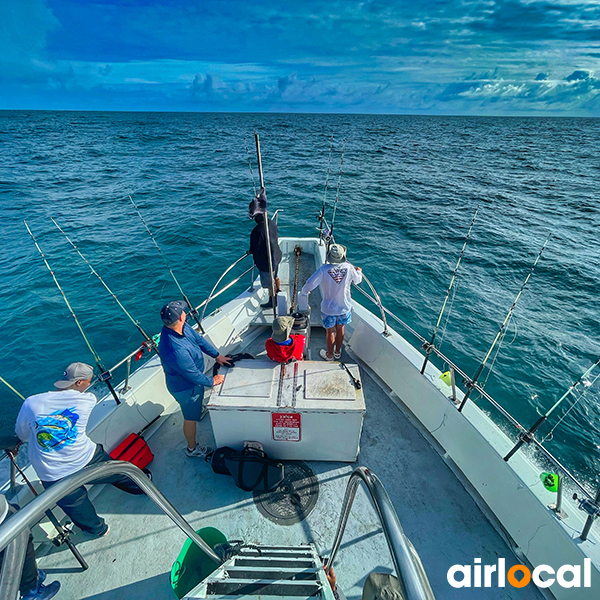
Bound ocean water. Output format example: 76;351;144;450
1;111;599;489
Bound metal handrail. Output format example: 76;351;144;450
271;209;283;224
199;252;251;324
0;461;223;564
351;283;597;502
357;274;390;337
326;467;435;600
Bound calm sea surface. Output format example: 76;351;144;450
1;111;599;488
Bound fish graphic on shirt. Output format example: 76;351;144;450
35;408;80;452
327;267;347;284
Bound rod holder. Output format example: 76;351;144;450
550;476;568;520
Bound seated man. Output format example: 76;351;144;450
265;316;305;363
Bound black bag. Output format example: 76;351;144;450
207;446;284;492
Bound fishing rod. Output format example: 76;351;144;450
51;217;158;357
128;195;204;332
421;205;480;374
504;357;600;462
24;221;121;405
328;138;346;245
318;135;335;244
0;375;25;400
458;236;550;412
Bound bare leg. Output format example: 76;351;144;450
183;420;197;449
326;327;335;358
335;324;345;354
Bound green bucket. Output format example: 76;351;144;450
170;527;227;599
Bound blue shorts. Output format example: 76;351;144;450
322;312;352;329
171;385;206;421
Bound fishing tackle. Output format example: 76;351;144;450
318;135;335;244
328;139;346;245
24;221;121;405
128;195;205;332
421;205;480;374
504;357;600;462
458;236;550;412
51;217;158;358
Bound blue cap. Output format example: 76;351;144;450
160;300;187;325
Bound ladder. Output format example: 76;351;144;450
183;544;336;600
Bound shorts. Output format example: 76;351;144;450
171;385;206;421
259;268;279;289
322;312;352;329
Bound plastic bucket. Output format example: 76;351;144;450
170;527;227;599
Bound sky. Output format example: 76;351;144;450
1;0;599;115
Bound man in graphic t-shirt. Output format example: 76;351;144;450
15;362;148;537
301;244;362;361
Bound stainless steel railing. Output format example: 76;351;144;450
0;461;222;565
326;467;435;600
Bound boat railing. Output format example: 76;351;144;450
351;279;598;505
327;466;435;600
0;461;222;595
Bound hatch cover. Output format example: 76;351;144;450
253;462;319;525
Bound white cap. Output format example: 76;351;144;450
54;362;94;389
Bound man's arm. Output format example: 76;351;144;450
351;265;363;285
15;404;30;443
171;346;215;388
301;267;323;295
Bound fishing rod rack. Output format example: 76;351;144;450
351;282;600;510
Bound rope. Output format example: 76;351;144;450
244;137;257;195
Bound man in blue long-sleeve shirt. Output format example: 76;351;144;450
158;301;231;457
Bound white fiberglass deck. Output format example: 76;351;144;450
34;329;543;600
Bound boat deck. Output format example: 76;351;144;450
35;328;544;600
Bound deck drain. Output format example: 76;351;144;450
253;462;319;525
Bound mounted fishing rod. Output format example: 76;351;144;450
458;236;550;412
328;138;346;246
318;135;335;245
24;221;121;405
254;132;278;318
128;195;204;333
504;357;600;462
421;205;480;375
0;376;25;400
51;217;158;359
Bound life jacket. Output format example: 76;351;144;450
265;334;305;363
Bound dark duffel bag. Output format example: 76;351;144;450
206;446;284;492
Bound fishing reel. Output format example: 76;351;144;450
135;338;157;362
572;493;600;519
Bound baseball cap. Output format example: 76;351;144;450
327;244;347;264
54;362;94;389
160;300;187;325
272;316;294;343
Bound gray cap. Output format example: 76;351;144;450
161;300;187;325
362;574;404;600
272;316;294;343
54;362;94;389
327;244;347;264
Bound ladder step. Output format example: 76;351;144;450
239;549;314;558
207;579;321;597
234;558;315;569
224;567;319;581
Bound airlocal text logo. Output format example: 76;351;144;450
447;558;591;589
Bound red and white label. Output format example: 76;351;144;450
272;412;301;442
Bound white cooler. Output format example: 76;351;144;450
207;359;366;462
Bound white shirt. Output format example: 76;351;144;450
15;389;97;482
301;261;363;317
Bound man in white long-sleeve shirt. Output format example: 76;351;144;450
301;244;362;361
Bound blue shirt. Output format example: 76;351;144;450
158;322;219;393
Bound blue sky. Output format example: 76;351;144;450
1;0;599;115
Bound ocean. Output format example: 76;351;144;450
1;111;599;489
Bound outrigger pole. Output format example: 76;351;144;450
128;195;204;332
458;236;550;412
318;135;335;245
328;138;346;245
254;133;278;318
504;357;600;462
51;217;158;356
24;221;121;405
421;205;480;374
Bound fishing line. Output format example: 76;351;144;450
436;281;459;351
318;135;335;242
51;217;158;356
458;235;550;412
0;375;25;400
421;204;480;374
128;195;204;331
244;136;257;195
24;221;121;404
328;138;346;243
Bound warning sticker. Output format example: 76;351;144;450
272;412;301;442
